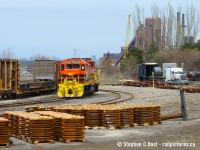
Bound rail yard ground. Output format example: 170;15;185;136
0;85;200;150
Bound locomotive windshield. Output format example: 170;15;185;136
66;63;80;69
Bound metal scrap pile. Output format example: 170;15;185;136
122;80;176;89
182;84;200;93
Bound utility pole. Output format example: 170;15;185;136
74;49;76;58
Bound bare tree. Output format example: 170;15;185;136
0;49;15;59
166;2;175;49
185;3;200;43
29;54;50;61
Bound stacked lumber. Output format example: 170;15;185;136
134;105;153;126
101;106;121;129
33;111;85;143
0;117;11;146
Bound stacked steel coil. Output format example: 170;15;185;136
101;106;121;129
0;117;10;146
134;105;153;126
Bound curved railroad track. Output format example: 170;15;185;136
0;96;64;109
95;89;134;105
0;89;134;109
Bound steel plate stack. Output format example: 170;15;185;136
85;108;101;128
61;114;85;143
118;106;134;127
37;106;54;111
25;115;54;144
17;113;29;139
134;105;153;126
3;111;17;136
24;106;39;112
0;117;10;146
71;106;85;117
101;106;120;129
33;111;62;141
152;105;161;124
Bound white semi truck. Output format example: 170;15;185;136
137;63;189;84
165;67;189;84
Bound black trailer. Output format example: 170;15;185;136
137;63;163;81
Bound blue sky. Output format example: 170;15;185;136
0;0;199;59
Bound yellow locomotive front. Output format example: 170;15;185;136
57;58;99;98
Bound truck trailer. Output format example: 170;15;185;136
137;63;189;84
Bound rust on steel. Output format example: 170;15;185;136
161;112;182;120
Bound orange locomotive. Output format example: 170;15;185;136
57;58;99;97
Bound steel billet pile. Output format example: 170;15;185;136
0;117;11;146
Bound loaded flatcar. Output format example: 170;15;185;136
57;58;99;97
0;59;59;99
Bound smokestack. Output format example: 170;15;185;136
182;14;185;28
182;14;185;45
177;12;180;22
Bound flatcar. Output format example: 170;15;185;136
0;59;59;99
57;58;99;97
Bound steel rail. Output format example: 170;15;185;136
0;89;134;109
96;89;134;105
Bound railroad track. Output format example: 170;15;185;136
95;89;134;105
0;89;134;109
0;96;64;109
